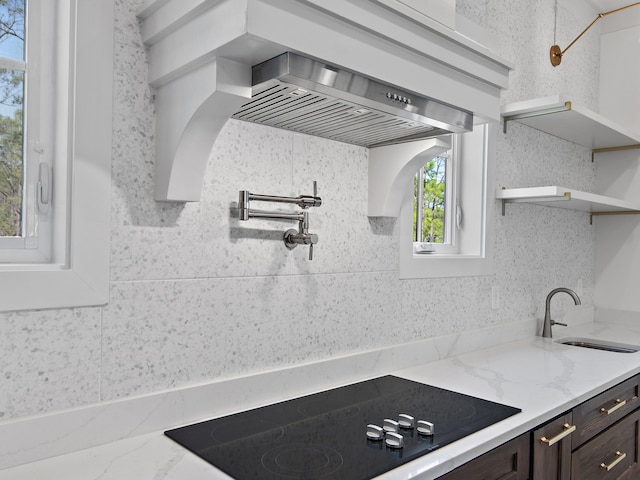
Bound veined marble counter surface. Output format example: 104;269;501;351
2;311;640;480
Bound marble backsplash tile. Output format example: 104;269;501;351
0;309;101;419
100;271;402;400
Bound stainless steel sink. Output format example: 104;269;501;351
557;337;640;353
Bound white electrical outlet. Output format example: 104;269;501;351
576;279;583;297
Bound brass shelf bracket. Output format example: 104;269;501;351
503;102;572;135
592;144;640;162
590;210;640;225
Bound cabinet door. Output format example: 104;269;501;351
571;409;640;480
532;413;574;480
436;433;530;480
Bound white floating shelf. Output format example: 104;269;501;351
502;95;640;150
497;186;640;220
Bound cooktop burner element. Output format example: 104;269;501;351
165;376;520;479
262;444;344;478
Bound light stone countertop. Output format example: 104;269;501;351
2;313;640;480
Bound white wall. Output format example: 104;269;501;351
595;24;640;310
0;0;599;421
599;26;640;133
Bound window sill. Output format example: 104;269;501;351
400;254;494;279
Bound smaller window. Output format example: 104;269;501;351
399;124;495;279
412;140;458;255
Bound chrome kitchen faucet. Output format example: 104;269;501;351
542;287;581;338
238;181;322;260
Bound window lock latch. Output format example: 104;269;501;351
37;162;51;214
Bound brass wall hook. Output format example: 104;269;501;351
550;2;640;67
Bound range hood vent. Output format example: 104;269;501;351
232;53;473;148
138;0;513;202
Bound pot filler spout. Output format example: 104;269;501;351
231;52;473;148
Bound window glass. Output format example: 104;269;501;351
0;69;23;237
0;0;24;61
414;155;448;244
411;135;456;256
0;0;24;239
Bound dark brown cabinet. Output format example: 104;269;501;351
571;409;640;480
531;413;573;480
531;373;640;480
436;433;530;480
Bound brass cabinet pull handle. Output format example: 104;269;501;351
600;451;626;471
540;423;576;446
600;398;626;415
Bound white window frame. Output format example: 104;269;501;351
0;0;113;312
412;137;459;255
399;123;495;279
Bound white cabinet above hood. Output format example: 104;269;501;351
137;0;513;202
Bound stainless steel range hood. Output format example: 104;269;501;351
232;53;473;148
138;0;512;202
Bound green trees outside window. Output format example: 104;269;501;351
0;0;24;237
413;156;446;243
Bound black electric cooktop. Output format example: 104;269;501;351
165;375;520;480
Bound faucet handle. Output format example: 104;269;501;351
551;320;568;327
307;234;319;260
307;232;319;260
297;181;321;209
284;229;319;260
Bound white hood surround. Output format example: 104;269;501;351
137;0;512;202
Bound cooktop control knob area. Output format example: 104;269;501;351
366;424;384;441
417;420;435;436
385;432;404;449
367;412;438;449
383;419;399;433
398;413;415;428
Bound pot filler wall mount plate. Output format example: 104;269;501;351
165;375;520;480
